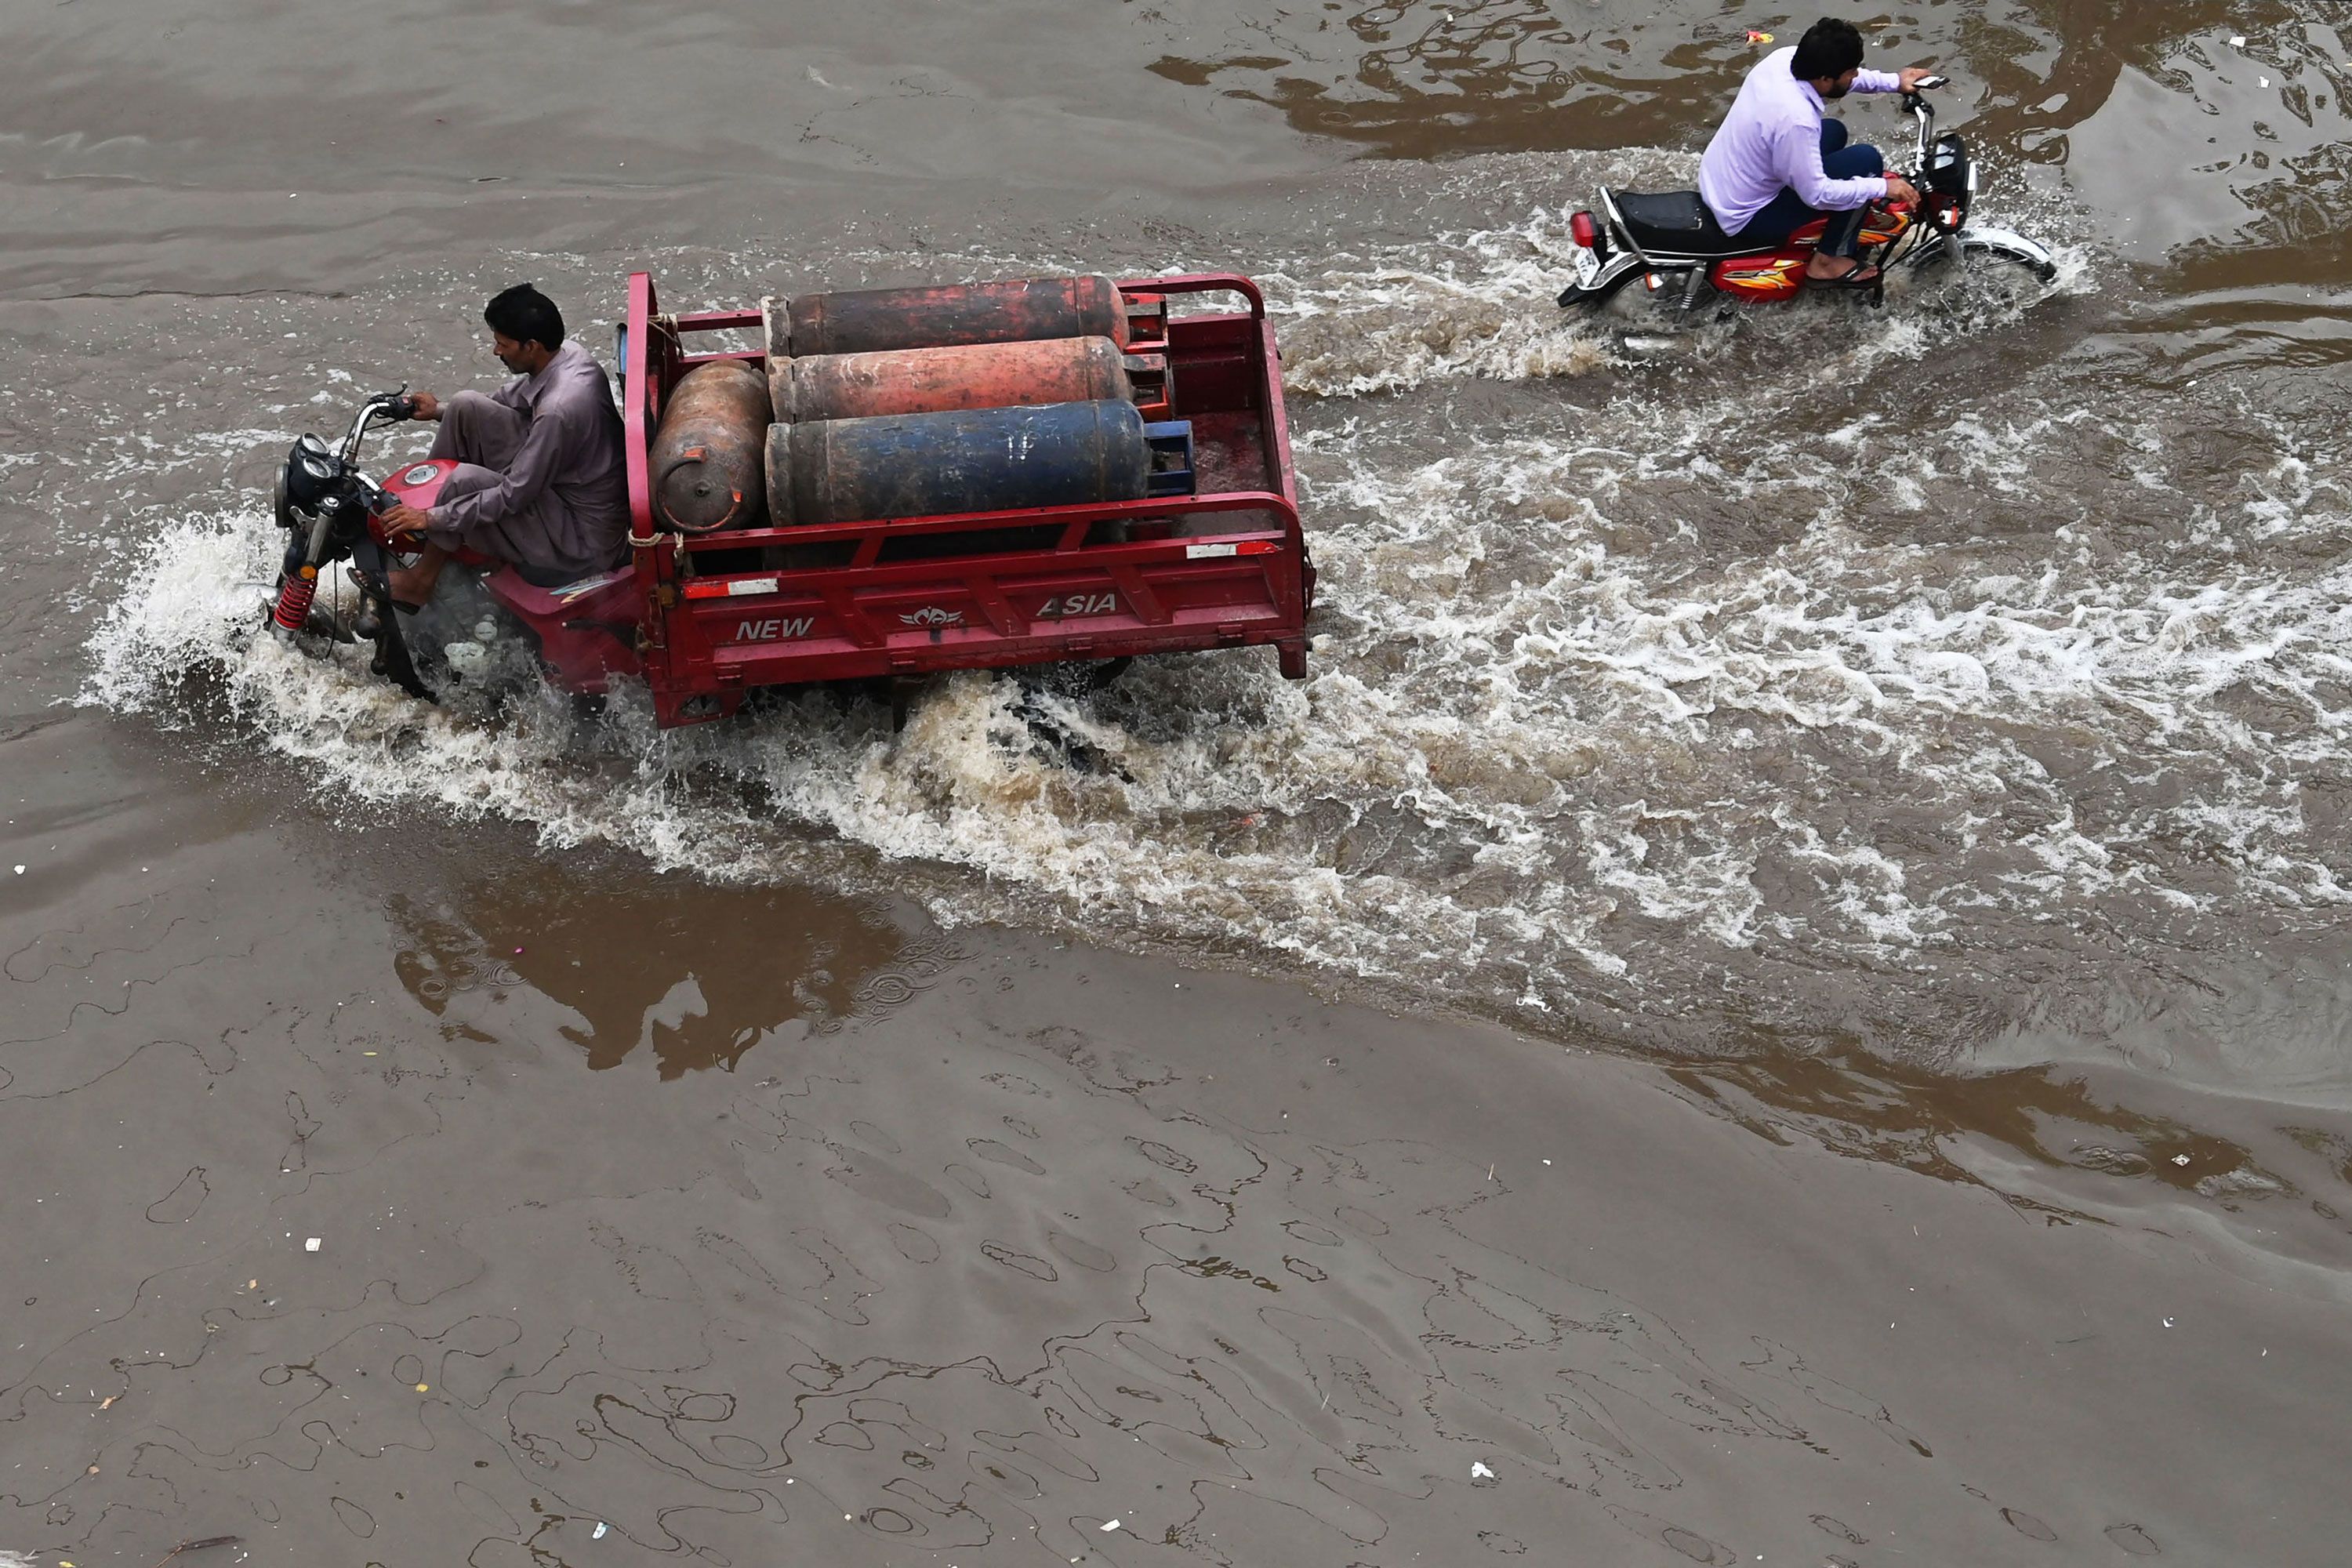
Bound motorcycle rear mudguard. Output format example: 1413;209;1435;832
1556;251;1647;309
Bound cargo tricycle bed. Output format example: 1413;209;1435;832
619;270;1314;728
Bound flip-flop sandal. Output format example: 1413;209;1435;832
1809;263;1885;290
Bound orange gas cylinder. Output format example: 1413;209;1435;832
648;359;773;532
766;275;1134;358
768;336;1162;423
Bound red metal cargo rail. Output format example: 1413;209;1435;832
619;270;1314;728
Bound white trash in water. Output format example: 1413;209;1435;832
303;1238;321;1252
592;1522;608;1540
1471;1461;1496;1479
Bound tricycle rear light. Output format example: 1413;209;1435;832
1570;210;1600;249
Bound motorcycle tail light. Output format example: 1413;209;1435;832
1570;210;1600;249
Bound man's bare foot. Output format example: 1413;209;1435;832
384;542;448;609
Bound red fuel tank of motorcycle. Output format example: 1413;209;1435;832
648;359;773;532
367;457;458;551
769;336;1157;423
768;275;1132;358
764;399;1150;527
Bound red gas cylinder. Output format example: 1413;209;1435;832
764;399;1151;528
648;359;773;532
768;336;1160;423
767;275;1134;358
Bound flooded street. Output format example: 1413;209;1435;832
6;2;2352;1563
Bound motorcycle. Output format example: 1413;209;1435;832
266;390;640;705
1555;77;2056;314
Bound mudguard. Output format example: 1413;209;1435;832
1556;252;1648;309
1955;226;2059;282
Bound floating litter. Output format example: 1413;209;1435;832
592;1522;608;1540
1102;1519;1120;1530
1747;30;1773;43
1471;1461;1497;1479
303;1238;321;1252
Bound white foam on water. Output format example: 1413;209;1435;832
71;176;2352;1051
85;376;2352;1048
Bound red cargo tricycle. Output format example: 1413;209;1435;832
267;271;1314;728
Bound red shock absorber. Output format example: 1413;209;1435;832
271;566;318;633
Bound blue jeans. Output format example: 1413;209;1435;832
1731;120;1884;258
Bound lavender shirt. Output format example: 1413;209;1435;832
430;341;627;547
1698;46;1900;234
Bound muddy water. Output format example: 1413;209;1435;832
8;1;2352;1563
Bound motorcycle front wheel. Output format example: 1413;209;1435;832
1955;226;2060;282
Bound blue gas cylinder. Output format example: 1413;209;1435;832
763;398;1153;525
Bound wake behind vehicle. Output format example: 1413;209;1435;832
1555;78;2056;314
267;271;1313;728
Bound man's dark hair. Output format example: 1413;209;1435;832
1791;18;1866;81
485;283;565;350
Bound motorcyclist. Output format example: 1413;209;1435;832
376;284;628;606
1698;18;1937;288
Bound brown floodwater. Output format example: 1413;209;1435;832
6;2;2352;1563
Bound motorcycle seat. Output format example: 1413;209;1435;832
1609;190;1756;259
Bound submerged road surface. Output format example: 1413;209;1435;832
5;2;2351;1563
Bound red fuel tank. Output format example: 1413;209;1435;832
767;275;1134;358
648;359;773;532
768;336;1156;423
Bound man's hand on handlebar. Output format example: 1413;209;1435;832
1884;175;1922;208
407;391;442;422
